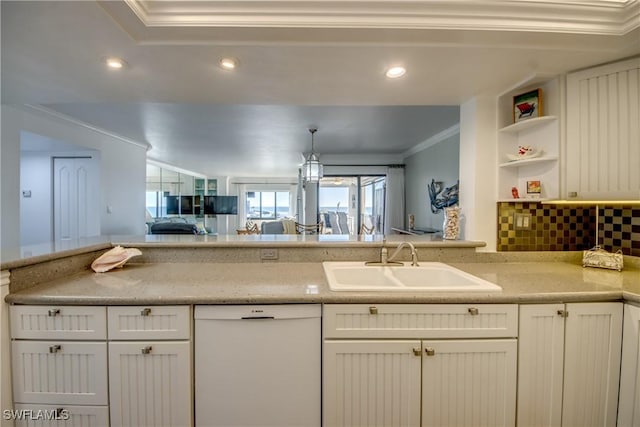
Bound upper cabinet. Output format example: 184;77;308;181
565;57;640;200
497;77;560;201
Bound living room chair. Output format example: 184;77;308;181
295;222;324;235
237;220;260;235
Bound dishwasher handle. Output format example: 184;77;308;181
240;316;276;320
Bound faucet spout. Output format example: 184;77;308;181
366;241;419;266
387;242;419;266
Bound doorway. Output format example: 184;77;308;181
318;176;385;235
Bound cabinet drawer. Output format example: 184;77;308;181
323;304;518;338
10;306;106;340
13;404;109;427
12;341;108;405
108;305;190;340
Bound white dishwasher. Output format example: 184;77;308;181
194;304;321;427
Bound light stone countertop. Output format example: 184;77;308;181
0;234;483;270
6;261;640;306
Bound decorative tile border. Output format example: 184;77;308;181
600;207;640;257
497;203;639;256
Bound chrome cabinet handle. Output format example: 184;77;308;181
369;306;378;315
425;348;435;356
48;308;61;317
468;307;479;316
557;310;569;318
141;346;152;354
140;308;151;316
413;347;422;356
49;344;62;353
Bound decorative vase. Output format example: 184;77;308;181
443;206;461;240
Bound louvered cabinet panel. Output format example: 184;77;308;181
562;302;623;427
421;339;517;427
107;306;190;340
323;340;421;427
517;304;565;427
10;306;106;340
323;304;518;339
108;341;191;427
618;304;640;427
11;341;108;405
566;57;640;199
13;404;109;427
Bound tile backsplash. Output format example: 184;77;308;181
497;202;640;256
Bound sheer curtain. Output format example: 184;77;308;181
384;166;405;235
233;184;247;229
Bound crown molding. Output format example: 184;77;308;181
124;0;639;35
22;105;151;151
402;124;461;159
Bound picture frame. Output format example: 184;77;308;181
526;180;542;195
513;89;543;123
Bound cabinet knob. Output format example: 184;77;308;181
557;310;569;318
369;306;378;315
49;344;62;353
141;346;153;354
48;308;61;317
140;308;152;316
468;307;479;316
425;348;436;356
412;347;422;356
568;192;578;198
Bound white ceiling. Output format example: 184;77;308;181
2;0;639;178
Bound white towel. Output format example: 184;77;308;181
282;219;297;234
91;246;142;273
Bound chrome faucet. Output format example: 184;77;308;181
366;239;419;266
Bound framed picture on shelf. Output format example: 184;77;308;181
526;180;542;197
513;89;542;123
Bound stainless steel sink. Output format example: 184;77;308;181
322;261;501;292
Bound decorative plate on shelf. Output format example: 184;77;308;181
506;146;543;161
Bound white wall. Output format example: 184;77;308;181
459;96;498;251
1;105;148;251
404;134;460;231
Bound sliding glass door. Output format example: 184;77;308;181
318;176;385;235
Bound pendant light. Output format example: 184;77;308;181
303;127;323;183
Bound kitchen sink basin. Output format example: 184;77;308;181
322;261;502;292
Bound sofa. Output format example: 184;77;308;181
147;217;206;235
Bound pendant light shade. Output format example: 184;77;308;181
303;127;323;183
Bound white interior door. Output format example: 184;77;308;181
53;157;99;241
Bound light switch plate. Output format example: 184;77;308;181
514;213;532;230
260;248;278;260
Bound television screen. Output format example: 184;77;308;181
204;196;238;215
165;195;179;215
180;195;195;215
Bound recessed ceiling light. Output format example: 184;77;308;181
385;66;406;79
220;58;238;70
104;57;126;70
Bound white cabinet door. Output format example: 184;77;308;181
12;341;108;405
10;306;107;340
107;305;190;340
108;341;191;427
13;404;109;427
517;304;565;427
566;57;640;199
562;302;623;427
421;339;517;427
323;340;422;427
618;304;640;427
323;304;518;339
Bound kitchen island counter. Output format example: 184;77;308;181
5;260;639;305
